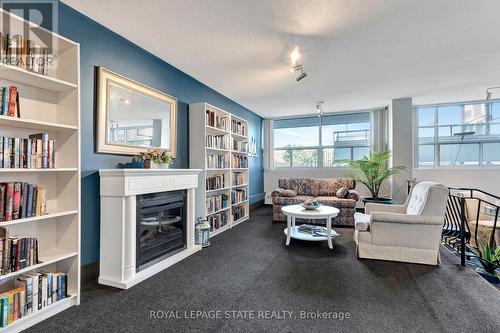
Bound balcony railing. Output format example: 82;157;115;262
408;181;500;266
333;129;370;143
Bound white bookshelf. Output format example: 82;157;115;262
189;103;249;236
0;8;80;332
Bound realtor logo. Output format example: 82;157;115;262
0;0;58;71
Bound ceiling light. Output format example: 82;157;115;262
316;101;324;116
290;47;301;65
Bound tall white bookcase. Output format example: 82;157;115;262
0;9;80;331
189;103;249;236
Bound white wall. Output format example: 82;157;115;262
413;168;500;196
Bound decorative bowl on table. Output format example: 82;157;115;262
301;199;322;210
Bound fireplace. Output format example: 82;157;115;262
99;169;202;289
136;190;187;271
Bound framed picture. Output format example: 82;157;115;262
96;66;177;156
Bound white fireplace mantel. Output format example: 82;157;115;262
98;168;203;289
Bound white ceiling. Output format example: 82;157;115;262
63;0;500;118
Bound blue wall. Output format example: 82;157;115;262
52;4;264;265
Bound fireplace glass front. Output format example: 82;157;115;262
136;190;186;271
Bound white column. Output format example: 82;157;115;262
388;97;413;204
186;188;196;249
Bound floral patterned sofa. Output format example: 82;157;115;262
271;178;359;226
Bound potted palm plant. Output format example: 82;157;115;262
473;242;500;284
344;151;406;204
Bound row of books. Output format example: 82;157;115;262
231;189;247;204
0;32;50;75
206;194;228;215
0;134;55;169
0;227;39;274
206;110;228;131
231;119;247;137
0;272;68;328
206;174;225;191
206;134;229;150
232;172;246;186
232;206;246;221
232;139;248;152
232;155;248;168
206;154;229;169
208;211;228;232
0;182;47;222
0;86;19;117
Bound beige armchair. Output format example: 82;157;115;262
354;182;449;265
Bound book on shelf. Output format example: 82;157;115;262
206;134;229;150
206;193;228;214
0;32;49;75
0;227;39;274
0;86;20;117
0;134;55;169
0;182;47;222
206;154;229;169
231;154;248;168
298;225;328;237
232;205;246;221
206;110;228;130
0;272;68;328
208;210;228;231
231;188;247;204
232;172;245;186
206;174;225;191
231;119;247;136
232;139;248;152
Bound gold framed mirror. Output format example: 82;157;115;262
96;66;177;157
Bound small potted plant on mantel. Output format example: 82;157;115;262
344;150;406;204
473;242;500;284
133;148;174;169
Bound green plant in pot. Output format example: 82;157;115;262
343;151;406;203
473;242;500;284
133;148;174;169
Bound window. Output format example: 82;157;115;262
416;101;500;167
273;117;319;168
273;112;371;168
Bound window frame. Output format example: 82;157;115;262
414;99;500;168
272;111;373;169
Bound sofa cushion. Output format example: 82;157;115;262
336;187;349;198
272;195;314;206
272;188;298;197
315;178;356;196
314;196;356;208
354;212;370;231
278;178;315;196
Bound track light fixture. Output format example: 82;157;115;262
486;86;500;100
289;48;307;82
316;101;324;117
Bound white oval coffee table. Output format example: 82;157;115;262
281;204;340;249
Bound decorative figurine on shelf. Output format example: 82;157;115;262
195;217;211;247
133;148;174;169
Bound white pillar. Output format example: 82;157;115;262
123;195;136;282
388;97;413;204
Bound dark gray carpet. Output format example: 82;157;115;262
29;207;500;333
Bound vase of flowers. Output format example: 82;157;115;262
133;149;174;169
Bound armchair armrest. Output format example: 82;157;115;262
370;212;444;225
365;203;406;214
